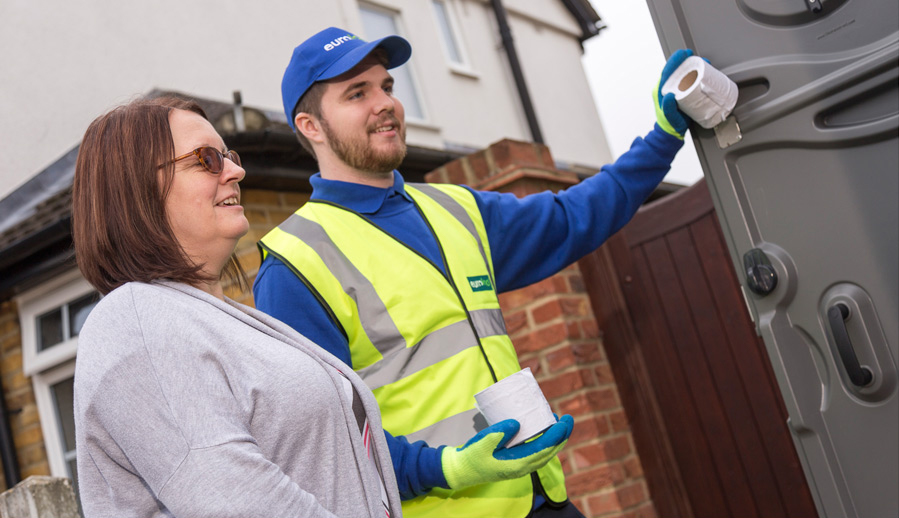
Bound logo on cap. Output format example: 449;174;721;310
323;35;359;52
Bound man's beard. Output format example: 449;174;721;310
321;116;407;174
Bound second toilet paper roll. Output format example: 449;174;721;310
661;56;738;129
474;367;556;447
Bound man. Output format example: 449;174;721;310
255;26;696;518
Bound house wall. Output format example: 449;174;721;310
0;0;611;201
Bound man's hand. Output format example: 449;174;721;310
441;414;574;489
653;49;695;139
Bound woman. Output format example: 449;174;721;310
71;96;400;517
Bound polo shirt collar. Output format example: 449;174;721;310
308;170;413;214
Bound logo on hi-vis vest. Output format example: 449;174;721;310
468;275;493;292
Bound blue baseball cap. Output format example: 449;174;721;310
281;27;412;130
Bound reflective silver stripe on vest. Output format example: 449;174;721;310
410;183;494;285
279;213;406;356
405;407;486;447
357;308;505;390
358;319;477;390
469;308;507;338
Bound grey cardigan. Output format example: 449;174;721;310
74;281;402;517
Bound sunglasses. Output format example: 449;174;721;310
162;146;242;174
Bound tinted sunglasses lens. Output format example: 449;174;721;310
227;150;241;168
198;147;224;173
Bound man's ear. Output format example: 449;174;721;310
295;113;325;145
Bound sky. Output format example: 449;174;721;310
581;0;704;186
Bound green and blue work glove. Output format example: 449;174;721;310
441;414;574;489
653;48;695;139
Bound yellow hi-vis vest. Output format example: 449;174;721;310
258;183;567;517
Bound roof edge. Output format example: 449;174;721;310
560;0;606;42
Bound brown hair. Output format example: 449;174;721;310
292;48;391;158
72;96;247;295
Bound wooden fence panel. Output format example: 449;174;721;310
578;179;817;518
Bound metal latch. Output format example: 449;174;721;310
714;115;742;149
743;248;778;296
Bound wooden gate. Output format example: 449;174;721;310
577;179;819;518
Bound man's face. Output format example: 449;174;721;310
318;55;407;174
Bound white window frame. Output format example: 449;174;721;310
431;0;479;78
17;269;94;377
358;2;431;124
32;360;76;478
16;269;96;479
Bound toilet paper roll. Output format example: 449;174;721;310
661;56;738;129
474;367;556;447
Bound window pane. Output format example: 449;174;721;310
37;308;64;351
67;458;80;500
67;455;84;516
433;1;462;64
359;7;424;119
360;6;395;38
51;377;76;452
52;377;82;514
69;292;99;338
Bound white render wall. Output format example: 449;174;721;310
0;0;611;201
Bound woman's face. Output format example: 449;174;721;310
164;109;249;275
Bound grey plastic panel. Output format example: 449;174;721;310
642;1;898;517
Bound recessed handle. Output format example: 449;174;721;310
827;303;873;387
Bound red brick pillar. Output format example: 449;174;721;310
426;140;656;518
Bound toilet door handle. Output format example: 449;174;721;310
827;303;873;387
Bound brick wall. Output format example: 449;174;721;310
427;139;656;518
0;300;49;492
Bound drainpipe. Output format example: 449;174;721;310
0;381;21;488
489;0;545;144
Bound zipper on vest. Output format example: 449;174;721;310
409;201;499;384
310;199;500;383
